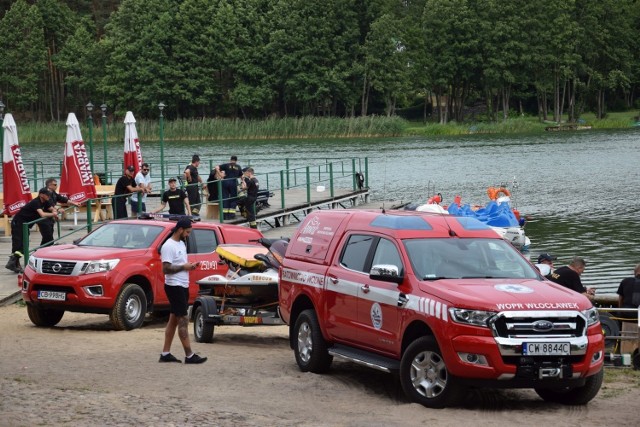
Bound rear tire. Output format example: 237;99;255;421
399;336;463;408
293;309;332;373
110;283;147;330
534;368;604;405
27;305;64;327
193;306;215;343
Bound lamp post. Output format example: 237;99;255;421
158;102;165;191
100;104;108;175
86;102;94;173
0;101;5;150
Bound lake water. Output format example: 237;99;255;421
14;128;640;293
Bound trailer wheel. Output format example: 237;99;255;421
599;312;619;350
632;349;640;370
293;309;332;373
399;336;463;408
534;368;603;405
194;306;214;343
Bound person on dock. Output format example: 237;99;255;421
218;155;243;220
239;167;259;229
206;166;225;203
617;263;640;316
40;178;80;247
114;165;143;219
548;256;596;301
130;163;152;215
534;252;556;277
159;218;207;364
5;188;56;273
154;178;191;216
183;154;204;215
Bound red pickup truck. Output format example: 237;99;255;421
278;210;604;408
21;217;262;330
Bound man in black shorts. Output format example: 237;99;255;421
159;218;207;364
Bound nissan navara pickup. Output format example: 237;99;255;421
21;217;263;330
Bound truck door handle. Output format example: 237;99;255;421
328;276;339;285
361;285;370;293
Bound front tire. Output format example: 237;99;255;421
27;305;64;327
110;283;147;330
293;309;332;373
534;368;603;405
399;336;463;408
193;306;215;343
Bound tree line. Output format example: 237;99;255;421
0;0;638;124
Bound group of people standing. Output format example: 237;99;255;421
155;154;259;229
109;154;260;228
536;253;640;312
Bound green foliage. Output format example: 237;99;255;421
0;0;639;124
0;0;47;112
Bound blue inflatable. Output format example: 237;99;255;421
447;201;519;227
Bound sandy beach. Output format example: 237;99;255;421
0;303;638;426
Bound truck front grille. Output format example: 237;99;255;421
41;260;77;275
491;311;586;339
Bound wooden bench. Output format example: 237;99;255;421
59;185;116;221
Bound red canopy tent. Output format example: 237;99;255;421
2;113;32;215
124;111;143;174
59;113;96;203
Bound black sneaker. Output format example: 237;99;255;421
159;353;182;363
185;353;207;364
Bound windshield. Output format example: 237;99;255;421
403;238;539;280
78;223;165;249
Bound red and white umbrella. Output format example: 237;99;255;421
59;113;96;203
2;113;32;215
124;111;143;174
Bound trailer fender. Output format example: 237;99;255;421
193;295;218;323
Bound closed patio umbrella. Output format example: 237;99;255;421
2;113;32;215
124;111;143;174
59;113;97;203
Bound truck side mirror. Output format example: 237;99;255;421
370;264;403;284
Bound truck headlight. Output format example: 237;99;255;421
83;259;119;274
28;256;39;270
450;308;497;327
582;307;599;326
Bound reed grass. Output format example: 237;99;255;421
9;111;639;143
11;116;407;143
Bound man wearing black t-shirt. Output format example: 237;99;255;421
239;167;259;229
617;264;640;318
154;178;191;216
548;256;595;301
219;155;242;219
5;188;57;273
183;154;203;215
114;165;144;219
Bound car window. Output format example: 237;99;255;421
340;234;374;273
404;238;538;280
371;238;403;275
79;223;163;249
188;229;219;254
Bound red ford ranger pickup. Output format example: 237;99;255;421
278;210;604;408
21;217;263;330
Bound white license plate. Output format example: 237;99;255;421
523;342;570;356
37;290;66;301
